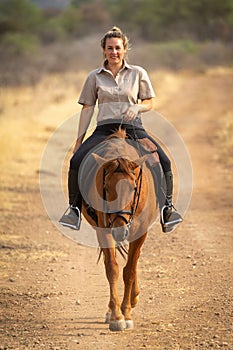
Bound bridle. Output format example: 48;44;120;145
102;162;143;230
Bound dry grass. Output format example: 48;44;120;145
217;111;233;166
0;72;83;213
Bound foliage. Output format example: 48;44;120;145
151;40;201;69
38;17;66;43
0;0;232;60
0;0;232;42
1;32;40;55
109;0;233;41
58;6;82;37
0;0;43;35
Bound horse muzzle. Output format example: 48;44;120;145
111;224;130;242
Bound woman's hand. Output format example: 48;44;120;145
124;105;141;121
124;99;154;122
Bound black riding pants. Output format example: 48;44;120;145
70;122;171;173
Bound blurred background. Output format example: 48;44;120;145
0;0;232;86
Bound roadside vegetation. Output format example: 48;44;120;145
0;0;232;86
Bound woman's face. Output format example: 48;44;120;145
103;37;126;65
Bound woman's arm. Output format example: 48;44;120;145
124;98;154;122
73;104;94;153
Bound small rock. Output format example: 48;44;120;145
77;332;84;337
76;299;81;305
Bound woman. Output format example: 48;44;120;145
59;26;182;233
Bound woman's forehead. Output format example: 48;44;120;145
105;37;124;46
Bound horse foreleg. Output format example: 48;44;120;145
102;247;126;331
131;275;140;308
121;233;147;328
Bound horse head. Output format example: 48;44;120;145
92;152;149;242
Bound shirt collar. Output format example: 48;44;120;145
97;60;131;74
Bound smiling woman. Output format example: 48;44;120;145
59;26;182;233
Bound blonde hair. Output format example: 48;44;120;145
101;26;129;50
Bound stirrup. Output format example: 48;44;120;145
59;206;81;230
161;205;183;233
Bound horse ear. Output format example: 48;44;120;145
92;153;106;166
132;154;150;168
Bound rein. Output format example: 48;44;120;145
103;165;143;229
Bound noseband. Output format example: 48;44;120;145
103;164;143;230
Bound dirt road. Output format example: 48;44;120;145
0;68;232;350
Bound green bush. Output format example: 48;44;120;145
0;0;42;35
1;32;40;55
151;40;201;69
59;7;82;37
38;18;66;44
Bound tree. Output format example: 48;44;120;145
0;0;42;36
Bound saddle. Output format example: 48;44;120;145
137;137;160;166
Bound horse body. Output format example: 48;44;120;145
82;128;157;331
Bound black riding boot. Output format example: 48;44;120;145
59;169;82;230
150;164;166;208
160;171;183;233
150;167;182;233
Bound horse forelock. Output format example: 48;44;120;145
105;158;136;180
118;158;136;178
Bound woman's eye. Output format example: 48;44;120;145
107;46;122;51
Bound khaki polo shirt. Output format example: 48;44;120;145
78;61;155;122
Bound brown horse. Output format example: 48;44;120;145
81;128;157;331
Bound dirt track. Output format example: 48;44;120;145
0;68;232;350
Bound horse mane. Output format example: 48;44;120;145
106;127;127;141
104;128;137;179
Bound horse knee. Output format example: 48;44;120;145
104;256;119;281
123;264;135;284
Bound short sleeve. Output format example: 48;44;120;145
78;70;97;106
138;67;155;100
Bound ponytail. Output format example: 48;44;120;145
101;26;129;50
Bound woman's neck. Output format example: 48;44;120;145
106;61;124;78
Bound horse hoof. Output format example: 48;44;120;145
125;320;134;330
105;311;111;324
109;319;126;332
